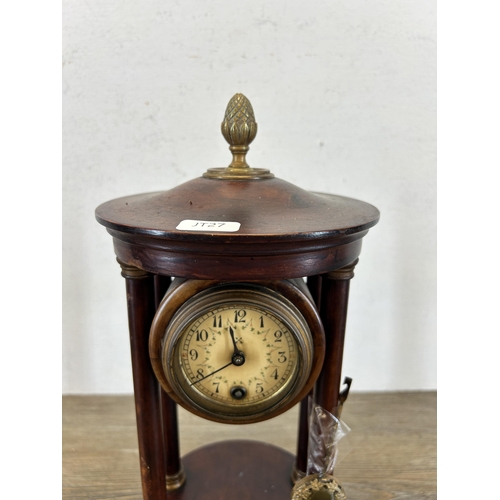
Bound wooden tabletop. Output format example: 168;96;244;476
63;391;436;500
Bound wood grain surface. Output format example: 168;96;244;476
63;392;436;500
168;440;296;500
95;178;379;280
95;179;379;239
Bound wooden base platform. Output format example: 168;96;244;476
169;440;294;499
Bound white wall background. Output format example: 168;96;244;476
62;0;436;394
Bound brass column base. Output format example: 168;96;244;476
291;463;307;484
166;467;186;492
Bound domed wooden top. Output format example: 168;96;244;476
95;94;379;279
95;176;379;242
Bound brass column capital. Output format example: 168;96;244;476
117;258;150;279
325;259;359;281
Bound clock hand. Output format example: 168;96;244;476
190;326;245;387
229;326;245;366
189;361;233;386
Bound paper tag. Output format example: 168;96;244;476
176;220;241;232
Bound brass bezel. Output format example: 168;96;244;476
149;279;326;424
161;284;313;423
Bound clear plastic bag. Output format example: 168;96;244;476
306;398;351;477
292;398;351;499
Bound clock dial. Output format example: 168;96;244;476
177;305;298;408
153;281;323;423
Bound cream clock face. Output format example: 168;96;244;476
176;304;298;407
158;284;315;423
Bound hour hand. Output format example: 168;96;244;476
229;326;245;366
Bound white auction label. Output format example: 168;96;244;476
176;220;241;232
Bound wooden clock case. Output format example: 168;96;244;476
95;94;379;499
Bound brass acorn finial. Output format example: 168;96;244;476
221;93;257;165
203;94;273;180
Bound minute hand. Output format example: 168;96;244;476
189;361;233;386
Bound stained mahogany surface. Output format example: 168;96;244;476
168;440;295;500
123;272;167;500
95;177;379;240
95;175;380;499
95;177;379;280
315;277;351;415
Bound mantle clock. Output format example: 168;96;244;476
95;94;379;499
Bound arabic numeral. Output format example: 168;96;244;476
234;309;247;323
274;330;283;342
196;329;208;341
277;352;287;363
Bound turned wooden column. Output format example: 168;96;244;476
153;275;185;492
314;260;358;416
119;261;167;500
293;274;324;480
